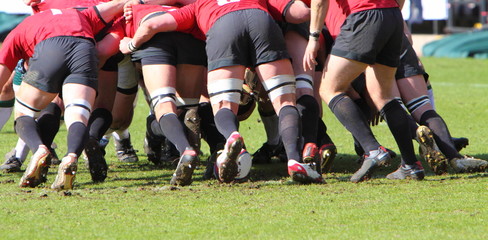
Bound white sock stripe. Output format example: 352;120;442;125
150;87;176;99
210;92;241;104
150;87;176;109
65;99;92;112
261;75;296;102
14;99;40;117
406;95;430;113
296;80;314;90
64;105;91;121
295;74;313;89
208;78;243;94
268;85;295;102
261;75;295;92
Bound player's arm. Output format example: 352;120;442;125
0;64;13;96
303;0;328;71
129;0;195;5
124;0;195;22
98;33;124;68
95;0;133;23
119;13;178;54
23;0;41;7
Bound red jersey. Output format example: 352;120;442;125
30;0;122;41
0;7;107;71
266;0;294;22
32;0;111;13
326;0;399;39
169;0;269;34
127;4;205;41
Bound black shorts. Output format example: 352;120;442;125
131;31;207;66
206;9;290;71
331;8;403;67
395;34;429;81
23;36;98;93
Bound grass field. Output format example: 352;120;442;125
0;57;487;239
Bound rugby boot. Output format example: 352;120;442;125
1;151;22;173
85;137;108;182
350;146;392;183
51;154;78;190
252;142;282;164
450;156;488;173
115;136;139;163
386;161;425;180
170;148;199;186
19;145;51;188
319;143;337;173
417;125;448;175
216;132;244;183
287;160;324;184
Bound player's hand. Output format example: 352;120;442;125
303;39;319;71
23;0;41;6
370;111;384;126
119;37;133;54
124;2;134;23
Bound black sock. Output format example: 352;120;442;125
353;98;371;120
297;95;319;144
420;110;461;159
407;114;419;140
37;103;61;147
316;118;334;146
67;122;88;156
88;108;113;140
278;105;301;161
15;116;43;153
380;100;417;165
214;108;238;139
147;114;164;138
159;113;190;155
198;103;225;153
329;93;379;152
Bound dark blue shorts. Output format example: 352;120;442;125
395;34;429;81
206;9;290;71
23;36;98;93
332;8;404;67
131;31;207;67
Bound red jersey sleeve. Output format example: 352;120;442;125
0;31;26;71
80;6;109;35
108;17;126;40
168;3;197;32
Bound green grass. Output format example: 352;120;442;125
1;57;487;239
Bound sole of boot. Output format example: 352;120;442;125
219;139;243;183
417;126;448;175
52;162;77;190
85;139;108;182
20;153;51;188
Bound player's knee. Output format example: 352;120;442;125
15;98;41;118
406;95;430;114
64;99;92;128
262;75;296;103
207;78;243;105
150;87;176;114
